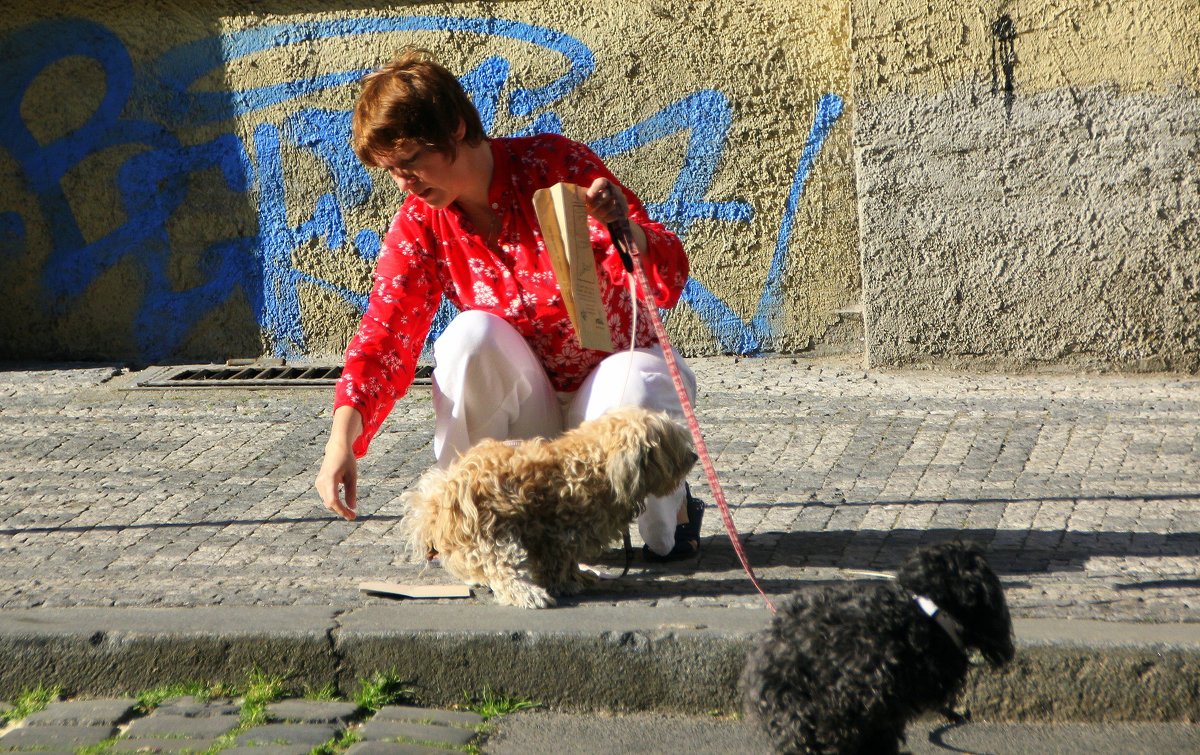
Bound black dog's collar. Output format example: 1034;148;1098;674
914;594;967;654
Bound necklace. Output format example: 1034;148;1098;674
469;204;502;251
484;211;501;249
459;194;503;251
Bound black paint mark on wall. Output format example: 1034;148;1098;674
991;14;1018;117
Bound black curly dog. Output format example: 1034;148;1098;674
741;541;1015;754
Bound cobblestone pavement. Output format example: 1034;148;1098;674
0;696;483;754
1;356;1198;621
5;697;1200;755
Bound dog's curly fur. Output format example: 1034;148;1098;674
399;406;697;608
740;541;1014;755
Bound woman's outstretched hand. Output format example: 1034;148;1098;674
316;441;358;520
316;405;363;520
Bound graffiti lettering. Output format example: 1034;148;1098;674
0;15;842;360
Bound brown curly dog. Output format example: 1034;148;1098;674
399;406;697;608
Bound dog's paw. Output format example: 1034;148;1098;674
552;568;599;596
551;580;584;596
493;579;556;609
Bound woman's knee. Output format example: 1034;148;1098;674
434;310;516;361
576;348;695;420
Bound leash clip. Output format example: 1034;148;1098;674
607;219;636;273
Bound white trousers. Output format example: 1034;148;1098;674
431;310;697;555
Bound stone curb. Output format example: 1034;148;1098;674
1;606;1198;722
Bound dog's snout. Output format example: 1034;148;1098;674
688;451;699;466
986;636;1016;666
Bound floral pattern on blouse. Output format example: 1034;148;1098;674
335;134;689;457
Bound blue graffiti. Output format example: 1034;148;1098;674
684;93;845;354
255;108;381;357
0;14;842;360
0;18;260;359
589;90;753;238
137;17;595;127
459;57;511;134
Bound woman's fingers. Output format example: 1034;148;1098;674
316;449;358;520
585;177;627;224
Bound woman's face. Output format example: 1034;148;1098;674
381;143;462;209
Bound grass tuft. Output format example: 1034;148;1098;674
463;686;541;720
76;734;120;755
353;670;414;713
238;668;287;727
311;728;362;755
134;681;223;714
304;682;341;702
2;684;61;724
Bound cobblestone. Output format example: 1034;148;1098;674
374;704;485;728
154;696;240;718
0;357;1198;621
21;698;137;727
357;719;478;746
110;738;221;753
267;699;360;724
234;721;340;746
344;742;456;754
0;695;481;754
122;712;241;739
0;723;115;750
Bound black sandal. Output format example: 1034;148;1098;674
643;485;705;563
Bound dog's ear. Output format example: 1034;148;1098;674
606;440;645;503
600;408;655;503
643;412;698;494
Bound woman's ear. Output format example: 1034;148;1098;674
453;119;466;142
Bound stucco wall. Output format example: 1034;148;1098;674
0;1;855;364
852;1;1200;372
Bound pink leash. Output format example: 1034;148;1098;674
609;219;777;613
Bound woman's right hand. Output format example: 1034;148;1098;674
316;441;357;520
316;406;364;520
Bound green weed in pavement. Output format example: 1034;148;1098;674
134;680;232;713
353;669;414;712
189;669;289;754
1;683;61;723
464;686;541;720
75;735;120;755
238;668;287;726
304;682;341;701
311;728;362;754
461;686;542;755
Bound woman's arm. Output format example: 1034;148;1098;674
317;205;440;519
334;207;441;458
315;405;364;520
551;137;689;308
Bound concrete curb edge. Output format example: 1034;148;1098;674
1;607;1197;721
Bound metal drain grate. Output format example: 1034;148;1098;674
136;363;433;389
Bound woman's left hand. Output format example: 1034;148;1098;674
584;177;629;225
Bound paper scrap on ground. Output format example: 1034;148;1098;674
578;564;622;580
532;182;614;352
359;581;472;599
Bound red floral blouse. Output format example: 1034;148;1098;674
335;134;689;457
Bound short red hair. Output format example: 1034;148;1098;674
351;46;486;167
